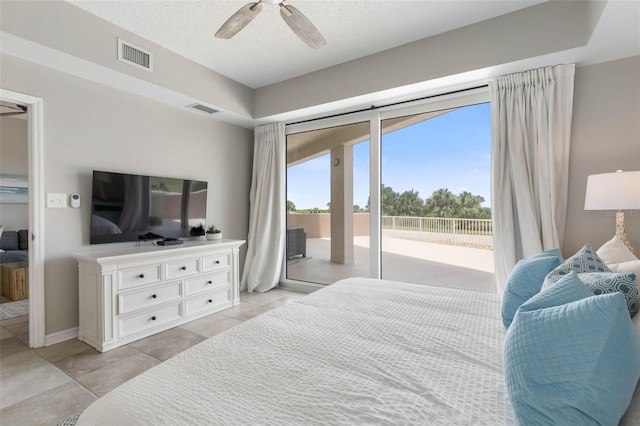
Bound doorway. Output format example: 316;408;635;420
283;88;493;293
0;88;45;348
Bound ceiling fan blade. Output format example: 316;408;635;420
215;2;263;39
279;4;326;49
0;104;27;117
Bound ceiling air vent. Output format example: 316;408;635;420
118;38;153;72
187;103;219;115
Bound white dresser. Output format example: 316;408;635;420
74;239;245;352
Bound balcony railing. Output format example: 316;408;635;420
382;216;493;249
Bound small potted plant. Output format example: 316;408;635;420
206;225;222;241
190;223;206;237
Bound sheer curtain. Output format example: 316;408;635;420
490;64;575;295
241;123;286;293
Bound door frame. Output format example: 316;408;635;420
1;88;45;348
281;87;489;289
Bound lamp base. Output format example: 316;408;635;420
616;210;636;255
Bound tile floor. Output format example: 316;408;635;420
0;288;307;426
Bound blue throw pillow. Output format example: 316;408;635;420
501;248;563;328
504;272;640;425
578;272;639;317
542;244;610;289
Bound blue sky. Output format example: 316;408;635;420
287;102;491;210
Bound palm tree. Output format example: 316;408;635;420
396;189;425;216
457;191;487;218
426;188;458;218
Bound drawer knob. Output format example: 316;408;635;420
151;316;157;321
208;299;213;303
207;280;213;284
151;294;157;299
139;274;145;279
180;266;187;271
215;260;220;264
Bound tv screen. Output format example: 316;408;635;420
90;170;207;244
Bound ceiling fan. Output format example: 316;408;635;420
215;0;326;49
0;102;27;117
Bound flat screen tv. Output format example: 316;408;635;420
90;170;207;244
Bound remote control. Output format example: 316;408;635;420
158;239;183;246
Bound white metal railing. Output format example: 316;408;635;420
382;216;493;249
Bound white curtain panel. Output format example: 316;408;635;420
241;123;286;293
490;64;575;295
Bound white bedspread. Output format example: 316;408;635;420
77;278;512;425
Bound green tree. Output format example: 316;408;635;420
396;189;425;216
287;200;296;213
425;188;458;218
457;191;487;218
381;185;399;216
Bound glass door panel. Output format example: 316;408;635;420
380;103;494;292
286;122;370;285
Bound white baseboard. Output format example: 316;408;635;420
45;327;79;346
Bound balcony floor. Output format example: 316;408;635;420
286;236;496;293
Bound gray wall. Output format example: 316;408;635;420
253;0;605;118
0;116;29;230
0;54;254;335
564;56;640;256
0;0;253;120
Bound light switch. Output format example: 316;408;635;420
47;193;67;208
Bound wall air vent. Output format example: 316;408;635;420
118;38;153;72
187;103;219;115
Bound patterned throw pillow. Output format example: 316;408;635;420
542;244;610;289
578;272;639;317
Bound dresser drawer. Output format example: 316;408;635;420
185;286;231;317
119;302;182;338
118;281;182;315
118;263;162;290
203;253;230;272
184;271;230;296
166;257;200;279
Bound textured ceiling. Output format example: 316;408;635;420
66;0;546;89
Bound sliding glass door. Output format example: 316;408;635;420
380;103;494;292
284;89;494;292
285;121;370;285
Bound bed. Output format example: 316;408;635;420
77;277;513;425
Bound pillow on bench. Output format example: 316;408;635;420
0;231;19;251
18;229;28;250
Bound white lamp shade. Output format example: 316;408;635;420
584;171;640;210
